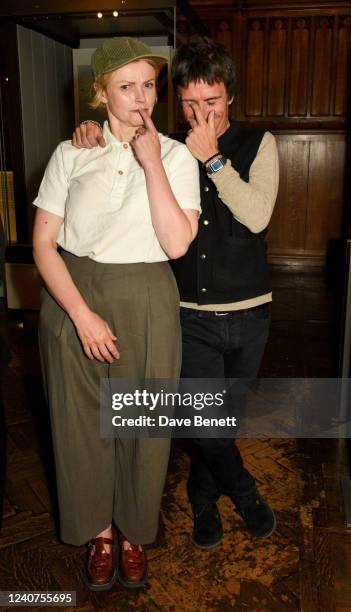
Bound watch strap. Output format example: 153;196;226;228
205;155;227;175
203;152;221;167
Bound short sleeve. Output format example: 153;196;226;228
167;144;201;213
33;143;69;218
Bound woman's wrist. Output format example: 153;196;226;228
142;157;163;173
68;301;91;324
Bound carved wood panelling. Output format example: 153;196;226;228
311;18;333;116
289;18;309;116
335;16;351;116
268;136;309;255
216;19;232;49
239;13;351;122
246;19;265;116
267;19;287;116
267;133;346;264
305;137;345;252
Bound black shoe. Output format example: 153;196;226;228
192;502;223;549
233;489;276;539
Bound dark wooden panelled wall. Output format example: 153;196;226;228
179;1;351;266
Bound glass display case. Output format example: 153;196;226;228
0;70;16;245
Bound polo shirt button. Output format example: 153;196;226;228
118;170;124;175
203;219;209;225
200;253;207;259
204;186;210;192
123;143;128;149
201;287;207;293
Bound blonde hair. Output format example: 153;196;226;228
90;59;159;111
90;72;112;111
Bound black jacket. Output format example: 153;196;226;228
170;124;271;305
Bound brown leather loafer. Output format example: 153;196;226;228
117;533;148;588
84;526;118;591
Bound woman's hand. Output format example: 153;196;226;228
72;306;120;363
130;109;161;169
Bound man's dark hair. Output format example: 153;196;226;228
171;37;235;98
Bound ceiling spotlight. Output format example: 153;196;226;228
5;77;9;82
113;10;119;17
97;12;103;18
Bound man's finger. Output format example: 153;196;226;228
188;116;197;130
97;133;107;147
208;110;215;129
73;128;83;148
79;124;94;149
86;123;104;147
72;133;80;148
190;103;206;125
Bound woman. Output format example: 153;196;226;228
33;37;200;591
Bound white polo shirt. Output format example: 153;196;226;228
33;121;201;264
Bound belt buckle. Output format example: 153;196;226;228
214;311;229;316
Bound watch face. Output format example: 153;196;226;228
210;158;224;172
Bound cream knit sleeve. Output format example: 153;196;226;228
209;131;279;234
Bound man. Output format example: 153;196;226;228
73;37;279;549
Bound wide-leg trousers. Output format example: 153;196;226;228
39;251;181;546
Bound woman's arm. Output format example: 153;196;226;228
144;163;199;260
33;208;119;363
131;110;198;260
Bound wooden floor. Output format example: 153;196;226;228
0;267;350;612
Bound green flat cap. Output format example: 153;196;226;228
91;37;168;79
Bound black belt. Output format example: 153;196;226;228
180;303;269;318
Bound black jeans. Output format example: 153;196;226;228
180;304;270;506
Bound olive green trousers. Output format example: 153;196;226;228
39;251;181;546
